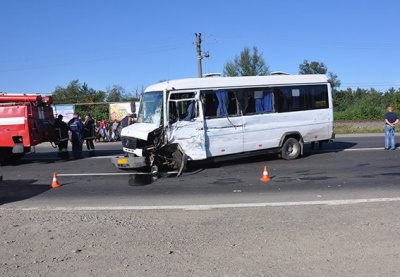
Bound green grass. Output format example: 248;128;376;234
334;126;383;134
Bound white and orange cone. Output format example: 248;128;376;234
260;166;271;182
51;172;61;188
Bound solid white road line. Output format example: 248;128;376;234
57;172;149;176
341;147;384;151
5;197;400;211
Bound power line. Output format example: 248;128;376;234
0;43;192;73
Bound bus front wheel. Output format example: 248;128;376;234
281;138;301;160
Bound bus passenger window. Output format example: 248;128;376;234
246;95;255;113
227;91;238;115
281;89;291;112
202;90;241;118
274;85;329;112
203;92;218;117
169;101;178;124
168;92;197;123
313;87;329;108
246;90;275;114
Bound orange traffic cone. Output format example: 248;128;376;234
260;166;271;182
51;172;61;188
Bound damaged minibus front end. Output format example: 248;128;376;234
111;90;187;176
111;123;187;176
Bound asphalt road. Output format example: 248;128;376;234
1;134;399;208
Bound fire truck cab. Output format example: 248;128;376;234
0;94;55;162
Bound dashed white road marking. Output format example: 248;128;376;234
4;197;400;212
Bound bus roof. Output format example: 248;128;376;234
144;74;329;93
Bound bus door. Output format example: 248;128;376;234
167;90;207;161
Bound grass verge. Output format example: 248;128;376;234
334;126;383;134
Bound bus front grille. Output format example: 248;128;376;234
122;136;137;150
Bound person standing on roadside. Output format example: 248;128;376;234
53;114;70;159
111;119;120;141
99;118;110;142
121;113;132;128
83;113;96;156
93;118;100;142
68;112;84;159
384;105;399;150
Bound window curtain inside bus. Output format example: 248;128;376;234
263;91;273;112
216;90;228;116
184;100;196;121
255;91;264;113
255;91;273;113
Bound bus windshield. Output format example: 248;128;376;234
137;91;163;125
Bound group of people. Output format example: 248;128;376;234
96;113;133;142
53;112;97;159
53;112;134;159
97;118;121;142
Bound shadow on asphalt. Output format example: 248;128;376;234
129;174;157;186
312;141;358;151
302;141;358;158
184;141;359;174
1;148;124;167
0;179;50;205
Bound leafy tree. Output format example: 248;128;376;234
52;80;81;104
106;85;126;102
333;87;400;120
51;80;108;120
382;87;400;110
353;87;368;101
299;60;328;74
223;46;269;76
52;80;106;104
333;88;353;112
327;72;341;91
81;82;106;103
299;60;341;91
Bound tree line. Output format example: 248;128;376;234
52;80;141;121
51;46;400;121
333;87;400;120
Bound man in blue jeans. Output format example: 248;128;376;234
384;105;399;150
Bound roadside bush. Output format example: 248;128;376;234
333;87;400;120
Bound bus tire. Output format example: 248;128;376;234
281;138;301;160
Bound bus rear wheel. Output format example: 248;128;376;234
281;138;301;160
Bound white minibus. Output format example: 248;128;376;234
112;74;334;175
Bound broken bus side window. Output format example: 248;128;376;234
168;92;197;123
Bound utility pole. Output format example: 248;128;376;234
195;33;202;78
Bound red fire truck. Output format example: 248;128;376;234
0;94;56;162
